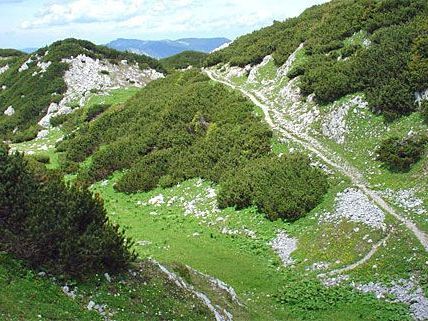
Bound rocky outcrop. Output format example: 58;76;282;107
0;64;9;75
277;43;304;78
320;188;386;230
3;105;14;116
415;89;428;104
38;54;164;128
247;55;273;83
322;95;368;144
270;231;298;266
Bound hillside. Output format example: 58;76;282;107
160;51;208;71
0;38;165;143
107;37;230;58
1;0;428;320
207;0;428;120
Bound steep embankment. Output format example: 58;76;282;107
0;39;164;142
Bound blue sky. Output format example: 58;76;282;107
0;0;329;49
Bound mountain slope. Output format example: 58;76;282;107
0;38;165;143
203;0;428;318
160;51;208;71
107;37;230;58
206;0;428;120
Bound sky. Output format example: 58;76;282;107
0;0;329;49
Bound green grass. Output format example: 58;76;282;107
0;252;217;321
88;171;415;321
0;253;101;321
5;65;426;320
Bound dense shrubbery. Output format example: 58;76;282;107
0;145;135;278
62;71;272;188
421;101;428;124
0;49;25;57
376;135;427;172
206;0;428;119
160;51;208;71
50;113;72;127
84;103;111;122
218;154;328;221
60;71;328;219
0;38;165;141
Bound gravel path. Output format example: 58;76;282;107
204;68;428;253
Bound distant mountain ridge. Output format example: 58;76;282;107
107;37;230;59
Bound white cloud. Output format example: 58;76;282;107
14;0;330;46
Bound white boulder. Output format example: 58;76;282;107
4;105;14;116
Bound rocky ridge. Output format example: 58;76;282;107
38;54;164;128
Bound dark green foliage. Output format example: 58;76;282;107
287;65;305;79
206;0;428;118
0;146;135;278
85;103;111;122
32;153;50;164
50;113;72;127
0;38;165;141
62;71;273;193
377;135;427;172
421;101;428;124
218;154;329;221
160;51;208;71
0;49;25;57
10;125;40;143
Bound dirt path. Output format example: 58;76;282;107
322;232;392;276
205;68;428;253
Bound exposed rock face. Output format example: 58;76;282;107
32;61;52;76
18;57;33;72
322;95;368;144
3;105;14;116
38;54;164;128
415;89;428;104
277;43;304;78
270;231;298;266
224;65;250;80
0;64;9;75
248;55;273;83
320;188;386;230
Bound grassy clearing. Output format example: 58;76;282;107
0;253;101;321
0;253;216;321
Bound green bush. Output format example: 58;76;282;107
62;71;272;192
218;154;329;221
85;103;111;122
205;0;428;119
10;125;40;143
377;135;427;172
421;101;428;124
287;65;305;79
0;146;135;278
50;113;71;127
161;51;208;71
32;154;50;164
